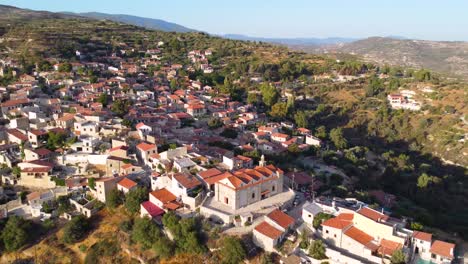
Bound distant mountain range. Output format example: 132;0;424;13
306;37;468;77
3;5;468;77
61;12;195;33
221;34;358;45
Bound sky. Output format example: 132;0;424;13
2;0;468;41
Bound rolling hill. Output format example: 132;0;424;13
62;12;196;33
309;37;468;77
222;34;357;46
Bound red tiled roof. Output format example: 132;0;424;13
255;221;283;239
344;226;379;251
137;142;156;151
198;168;223;179
109;145;129;152
430;240;455;259
33;148;52;156
1;98;29;107
141;201;164;217
150;188;177;204
267;209;295;229
173;173;202;189
413;231;432;242
7;129;28;141
21;167;51;173
357;207;389;222
204;172;232;185
118;178;137;189
322;213;354;230
378;239;402;256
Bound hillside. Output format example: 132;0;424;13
308;37;468;77
63;12;195;33
222;34;357;45
0;6;467;261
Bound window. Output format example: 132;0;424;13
272;185;275;191
334;234;337;238
326;230;329;234
224;197;229;204
252;193;255;199
431;254;436;259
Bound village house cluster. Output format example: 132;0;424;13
0;37;458;264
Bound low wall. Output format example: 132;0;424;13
200;205;232;224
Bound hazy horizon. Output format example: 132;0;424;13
2;0;468;41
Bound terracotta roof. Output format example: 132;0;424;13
271;133;289;139
344;226;378;251
357;207;389;222
198;168;223;179
322;213;354;230
141;201;164;217
173;173;202;189
254;221;283;239
378;239;402;256
118;178;137;189
109;145;129;152
204;172;232;185
165;201;183;210
267;209;295;229
150;188;177;204
1;98;29;107
413;231;432;242
6;129;28;141
136;142;156;151
29;129;48;136
21;167;51;173
32;148;53;156
430;240;455;259
26;191;41;201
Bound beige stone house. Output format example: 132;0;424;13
252;209;295;252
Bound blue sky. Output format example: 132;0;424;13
2;0;468;41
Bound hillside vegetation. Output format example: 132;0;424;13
0;6;467;259
305;36;468;78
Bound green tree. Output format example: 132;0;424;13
390;249;406;264
47;131;67;150
111;99;132;117
88;178;96;190
260;83;279;107
132;217;160;249
410;222;424;231
152;236;174;259
270;102;288;119
1;216;30;252
315;126;327;139
330;128;348;149
124;187;148;214
365;76;382;97
62;215;90;244
208;117;223;129
58;63;72;72
220;128;238;139
287;95;295;111
219;236;246;264
12;166;21;177
107;189;124;209
313;213;334;229
294;111;308;128
247;92;260;105
309;240;327;260
97;93;109;107
170;79;178;91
